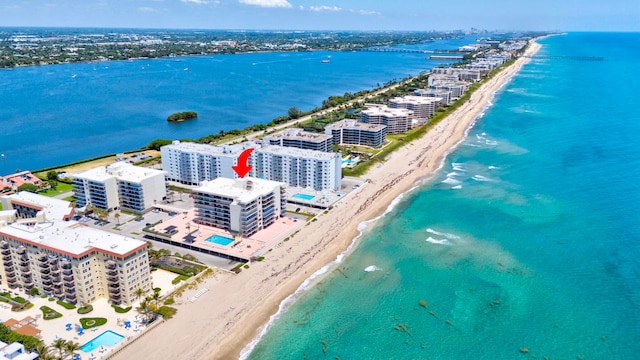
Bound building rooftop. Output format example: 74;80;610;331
259;145;340;161
0;220;147;258
1;192;74;221
390;95;442;105
265;128;332;143
196;177;285;204
162;140;259;157
75;162;165;183
361;105;413;118
325;119;386;132
0;171;41;189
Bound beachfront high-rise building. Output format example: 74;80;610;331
161;141;258;185
389;95;441;120
0;193;151;306
325;120;387;148
161;142;342;191
429;82;468;98
73;162;166;213
254;146;342;191
413;88;451;105
360;105;413;134
193;177;286;236
263;129;333;152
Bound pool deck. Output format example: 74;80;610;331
149;209;304;262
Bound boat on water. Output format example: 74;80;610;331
321;59;330;63
71;74;77;79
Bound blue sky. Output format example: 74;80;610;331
1;0;638;31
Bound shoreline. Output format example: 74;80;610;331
110;39;543;360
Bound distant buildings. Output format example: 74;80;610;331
325;120;387;148
0;193;151;306
413;88;450;105
361;105;413;134
194;177;286;236
73;162;166;213
263;129;333;152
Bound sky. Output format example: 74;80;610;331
0;0;638;31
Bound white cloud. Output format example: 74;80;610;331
181;0;208;4
310;5;341;12
238;0;292;8
349;9;380;16
138;6;157;12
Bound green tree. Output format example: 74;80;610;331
114;212;121;226
134;288;146;303
52;338;66;359
64;340;81;358
46;171;59;182
17;183;38;193
287;106;302;119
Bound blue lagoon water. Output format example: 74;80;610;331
246;33;640;359
0;36;480;174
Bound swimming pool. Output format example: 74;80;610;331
205;234;234;246
80;330;124;352
292;193;315;201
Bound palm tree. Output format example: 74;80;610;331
35;343;51;358
64;341;81;359
137;298;150;321
52;338;66;359
114;212;121;226
169;191;175;202
134;288;145;303
151;290;161;310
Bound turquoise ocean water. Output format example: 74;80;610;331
245;33;640;359
0;35;481;174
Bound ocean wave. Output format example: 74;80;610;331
472;175;493;182
426;228;461;240
451;185;462;190
488;166;500;170
441;177;461;185
452;162;467;171
364;265;381;272
485;140;498;146
426;237;450;245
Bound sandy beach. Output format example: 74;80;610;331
111;39;542;360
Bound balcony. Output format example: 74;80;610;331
49;258;59;266
62;269;73;276
106;269;118;276
43;285;53;293
41;274;51;281
1;248;10;255
105;260;117;269
106;275;119;283
63;282;75;289
0;242;8;250
7;277;17;284
54;289;64;296
2;254;11;261
16;247;26;255
24;283;34;290
65;294;76;303
63;275;74;282
38;262;50;269
109;293;121;301
37;254;48;262
108;282;120;289
18;260;29;268
61;262;72;270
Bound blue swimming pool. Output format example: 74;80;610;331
292;193;315;201
205;234;234;246
80;330;124;352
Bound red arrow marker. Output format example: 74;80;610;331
232;148;254;178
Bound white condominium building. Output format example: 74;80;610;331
361;105;413;134
74;162;166;213
0;193;151;306
325;120;387;148
161;141;258;185
389;95;441;120
430;81;468;98
193;177;286;236
264;129;333;152
413;88;451;105
255;146;342;191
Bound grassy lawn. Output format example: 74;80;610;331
111;305;132;313
79;317;107;329
56;299;76;310
40;306;63;320
38;182;73;197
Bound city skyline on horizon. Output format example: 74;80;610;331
1;0;638;32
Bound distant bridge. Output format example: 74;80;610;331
524;55;604;61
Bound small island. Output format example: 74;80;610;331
167;111;198;122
